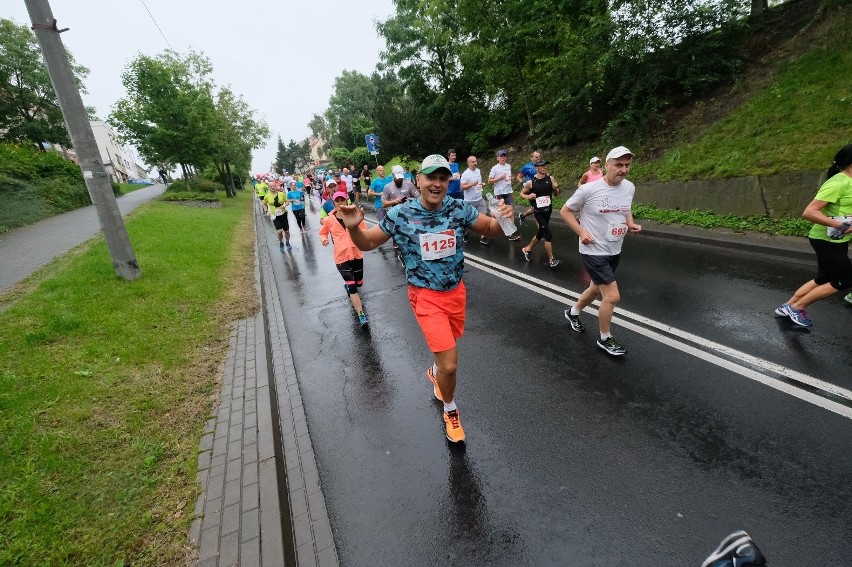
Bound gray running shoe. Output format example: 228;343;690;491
597;336;626;356
564;310;585;333
549;258;561;268
773;304;789;317
845;293;852;305
785;303;813;327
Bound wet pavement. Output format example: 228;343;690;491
260;198;852;566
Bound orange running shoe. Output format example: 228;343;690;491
426;366;443;402
443;409;465;443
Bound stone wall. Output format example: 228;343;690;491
634;170;825;218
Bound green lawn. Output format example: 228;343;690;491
0;192;256;565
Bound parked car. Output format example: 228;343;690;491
127;178;155;185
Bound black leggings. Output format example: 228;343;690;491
534;208;553;242
337;258;364;294
810;238;852;290
293;209;306;229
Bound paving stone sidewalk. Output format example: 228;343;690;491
187;211;338;566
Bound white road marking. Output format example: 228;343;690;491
465;253;852;420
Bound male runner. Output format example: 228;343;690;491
488;149;522;241
519;160;561;267
262;182;292;251
368;165;390;223
460;155;488;244
560;146;641;356
337;154;514;443
342;167;355;202
446;149;463;199
382;165;419;209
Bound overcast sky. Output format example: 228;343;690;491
6;0;395;174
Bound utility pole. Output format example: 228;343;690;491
25;0;141;281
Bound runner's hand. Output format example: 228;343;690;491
337;204;365;227
497;202;514;218
579;229;595;245
629;223;642;234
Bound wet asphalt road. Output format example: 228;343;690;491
260;198;852;566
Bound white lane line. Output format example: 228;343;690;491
465;254;852;420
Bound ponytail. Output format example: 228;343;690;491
826;144;852;179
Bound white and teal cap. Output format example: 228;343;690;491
420;154;451;175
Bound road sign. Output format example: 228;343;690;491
365;134;380;155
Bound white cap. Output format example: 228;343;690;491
590;156;601;164
392;165;405;179
605;146;634;161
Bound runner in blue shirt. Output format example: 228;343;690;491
446;148;463;199
368;165;391;222
287;182;307;232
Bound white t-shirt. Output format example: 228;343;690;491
565;177;636;256
461;168;483;201
342;174;354;191
489;163;512;195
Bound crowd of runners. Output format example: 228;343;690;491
251;143;852;449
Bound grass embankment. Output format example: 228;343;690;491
0;191;257;565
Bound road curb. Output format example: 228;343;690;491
254;208;340;567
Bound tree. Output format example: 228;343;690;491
325;70;377;148
212;86;268;196
0;18;89;149
273;137;311;174
110;49;220;187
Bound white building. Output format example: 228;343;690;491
89;120;149;182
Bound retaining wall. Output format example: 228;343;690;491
634;170;825;218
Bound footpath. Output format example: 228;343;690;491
0;194;813;566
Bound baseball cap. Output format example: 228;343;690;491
392;165;405;179
326;179;337;186
605;146;634;161
534;160;550;166
332;191;348;201
496;149;507;157
420;154;451;175
590;156;601;164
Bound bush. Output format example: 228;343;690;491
0;143;83;183
166;178;223;193
192;179;224;193
632;203;811;237
32;178;91;211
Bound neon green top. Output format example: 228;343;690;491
808;173;852;242
263;191;288;217
256;182;269;199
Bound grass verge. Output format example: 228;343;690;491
0;191;257;565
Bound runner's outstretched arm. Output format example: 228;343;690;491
338;204;390;250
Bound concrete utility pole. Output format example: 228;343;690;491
25;0;141;281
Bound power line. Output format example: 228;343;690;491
139;0;173;50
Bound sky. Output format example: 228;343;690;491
5;0;396;174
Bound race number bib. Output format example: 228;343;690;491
606;222;628;242
535;195;551;208
419;230;456;260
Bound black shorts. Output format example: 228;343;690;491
580;253;620;285
810;238;852;290
272;215;289;231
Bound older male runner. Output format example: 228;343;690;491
560;146;642;356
